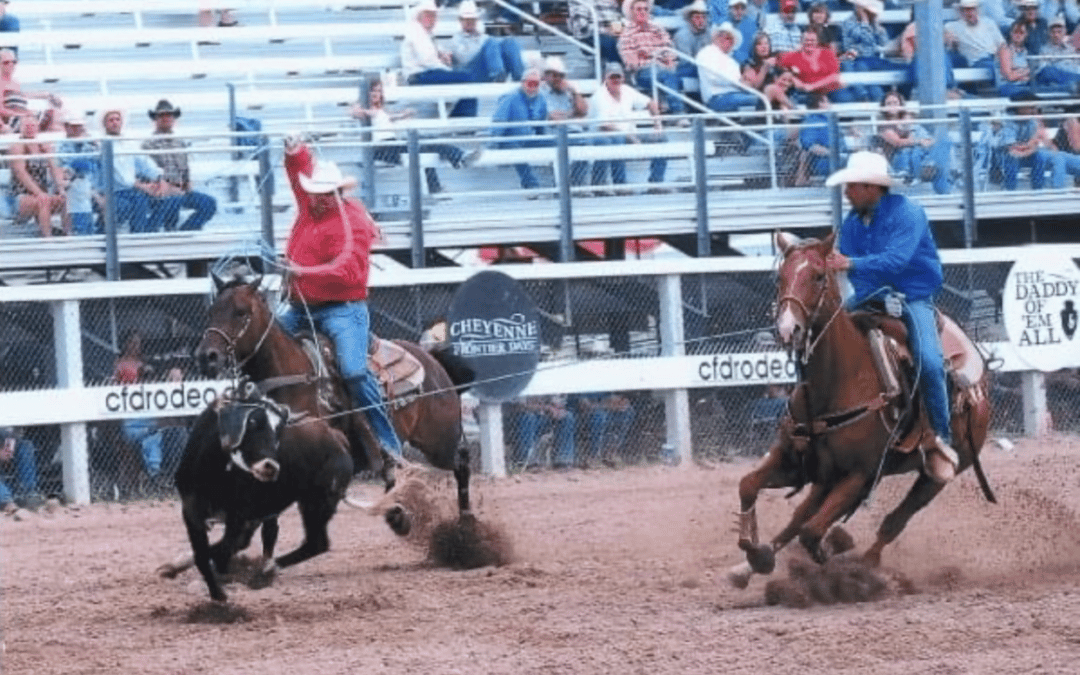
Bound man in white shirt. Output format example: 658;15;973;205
696;22;761;112
589;62;668;190
100;108;172;233
945;0;1007;70
449;1;525;82
400;0;478;116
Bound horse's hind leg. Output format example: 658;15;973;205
863;473;944;567
454;444;472;518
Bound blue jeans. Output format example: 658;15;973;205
633;68;685;115
706;91;761;113
113;187;152;232
497;137;589;188
1036;65;1080;89
890;139;953;194
122;418;164;476
0;439;40;505
71;212;98;235
278;300;403;457
1052;151;1080;188
583;406;634;459
590;135;667;185
459;38;525;82
998;148;1052;190
514;409;576;466
156;190;217;231
407;69;478;117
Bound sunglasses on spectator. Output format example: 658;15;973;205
1;59;15;64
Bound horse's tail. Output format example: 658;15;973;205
428;344;475;393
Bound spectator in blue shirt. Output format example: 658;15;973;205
490;69;550;191
0;0;19;57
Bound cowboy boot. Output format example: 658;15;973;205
926;436;960;484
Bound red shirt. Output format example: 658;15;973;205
284;147;378;304
776;48;841;93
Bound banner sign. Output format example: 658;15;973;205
447;270;541;401
1002;251;1080;372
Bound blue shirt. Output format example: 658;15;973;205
839;192;944;303
490;89;548;143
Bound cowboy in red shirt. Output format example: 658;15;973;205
277;137;404;462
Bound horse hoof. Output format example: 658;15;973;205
744;543;776;575
156;564;180;579
248;562;277;590
727;561;754;589
385;504;411;536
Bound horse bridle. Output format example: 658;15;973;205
775;254;838;361
201;308;273;375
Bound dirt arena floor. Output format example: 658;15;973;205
3;436;1080;675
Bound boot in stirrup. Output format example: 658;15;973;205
925;436;959;484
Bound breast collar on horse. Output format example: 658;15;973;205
777;288;897;449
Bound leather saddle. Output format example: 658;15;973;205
849;309;987;452
294;333;426;407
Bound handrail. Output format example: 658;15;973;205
489;0;603;80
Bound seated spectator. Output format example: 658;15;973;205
946;0;1006;71
900;13;960;99
763;66;799;111
996;19;1039;97
7;114;67;237
198;7;238;27
540;56;591;188
589;62;669;192
618;0;687;119
568;0;625;65
450;1;525;83
571;390;635;467
1035;15;1080;89
807;2;840;54
777;27;857;104
0;0;19;56
1051;113;1080;187
796;93;847;185
995;91;1054;190
142;99;217;232
57;109;102;236
727;0;756;63
673;1;712;84
508;396;576;469
1018;0;1050;54
697;22;762;111
100;108;174;233
352;78;477;195
875;90;951;193
840;0;900;103
0;426;42;513
764;0;803;54
741;32;777;92
113;329;170;486
401;0;478;118
0;49;61;133
490;69;551;193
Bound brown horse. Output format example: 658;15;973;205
729;231;994;588
194;276;475;535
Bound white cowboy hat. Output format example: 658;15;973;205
60;107;88;126
298;160;358;193
711;21;743;51
682;0;708;17
544;55;567;75
457;0;480;19
729;0;747;6
825;151;894;187
412;0;439;19
957;0;978;8
850;0;884;14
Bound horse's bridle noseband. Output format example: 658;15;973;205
202;308;271;374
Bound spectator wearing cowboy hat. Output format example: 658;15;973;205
673;0;712;83
99;107;174;233
449;1;525;82
696;22;761;112
726;0;755;63
57;108;101;235
839;0;903;103
276;135;405;463
401;0;478;117
141;99;217;231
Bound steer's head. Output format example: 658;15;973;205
216;389;289;483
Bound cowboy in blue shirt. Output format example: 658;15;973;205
823;151;960;484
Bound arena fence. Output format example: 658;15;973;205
0;248;1075;505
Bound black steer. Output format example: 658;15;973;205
174;391;353;602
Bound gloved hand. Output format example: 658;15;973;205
885;291;905;318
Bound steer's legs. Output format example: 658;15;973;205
454;444;472;518
182;499;227;602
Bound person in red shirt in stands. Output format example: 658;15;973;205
776;27;857;104
275;136;404;464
